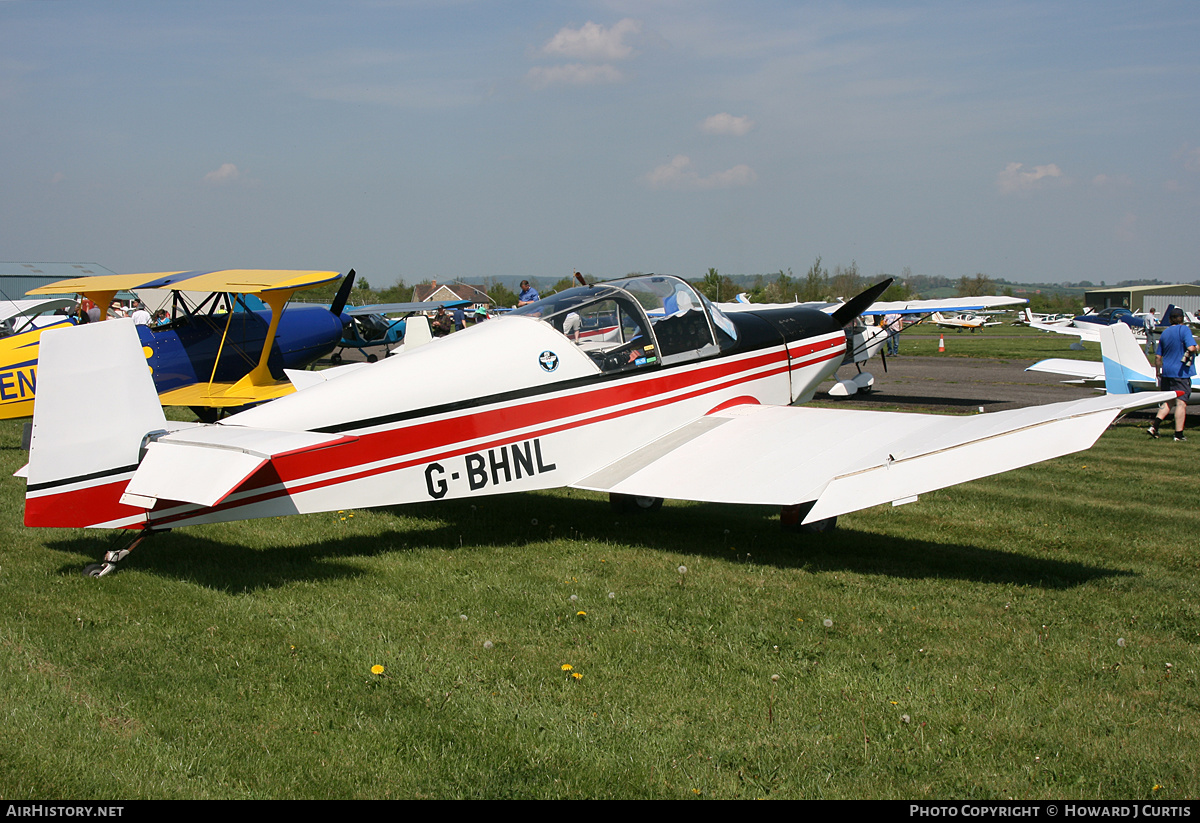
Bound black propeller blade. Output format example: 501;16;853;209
330;269;357;317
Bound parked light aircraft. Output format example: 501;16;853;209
333;300;472;363
928;311;1001;332
22;274;1168;576
8;269;355;421
1027;322;1198;395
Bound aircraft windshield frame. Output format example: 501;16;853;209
509;274;737;370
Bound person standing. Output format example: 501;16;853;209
1148;308;1197;442
883;312;902;356
517;280;540;307
130;301;152;326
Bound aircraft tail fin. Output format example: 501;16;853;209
1099;323;1155;394
25;320;168;528
392;314;432;355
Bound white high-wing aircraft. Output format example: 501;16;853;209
0;297;76;336
23;274;1167;576
720;294;1026;396
1027;322;1197;395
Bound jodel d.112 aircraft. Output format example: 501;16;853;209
23;274;1169;576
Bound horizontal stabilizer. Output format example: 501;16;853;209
574;392;1174;524
120;426;356;508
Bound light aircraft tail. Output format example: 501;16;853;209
25;320;168;528
1099;323;1155;394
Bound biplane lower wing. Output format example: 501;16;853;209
574;391;1172;523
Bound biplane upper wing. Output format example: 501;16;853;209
27;269;341;297
574;391;1172;524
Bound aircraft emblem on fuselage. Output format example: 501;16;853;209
538;350;559;372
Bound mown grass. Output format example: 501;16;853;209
899;323;1110;362
1;406;1197;799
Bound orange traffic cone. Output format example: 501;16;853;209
938;334;945;353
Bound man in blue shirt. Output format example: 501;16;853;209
518;280;540;307
1148;308;1197;442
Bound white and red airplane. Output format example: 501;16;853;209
23;274;1169;576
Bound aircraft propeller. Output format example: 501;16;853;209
329;269;357;318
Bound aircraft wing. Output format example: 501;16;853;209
858;296;1026;316
1025;358;1103;382
0;298;76;324
573;392;1170;524
345;300;472;316
1029;321;1102;342
715;296;1025;316
27;269;341;297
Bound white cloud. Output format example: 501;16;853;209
700;113;755;136
996;162;1063;194
542;19;641;61
204;163;241;184
525;63;625;89
644;155;757;191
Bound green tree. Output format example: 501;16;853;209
486;279;518;308
800;258;826;301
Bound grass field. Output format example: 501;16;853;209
1;365;1197;798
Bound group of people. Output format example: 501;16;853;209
73;298;171;327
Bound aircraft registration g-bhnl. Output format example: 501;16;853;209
22;274;1173;576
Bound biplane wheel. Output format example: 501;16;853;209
780;503;838;534
331;352;343;364
82;564;106;578
609;493;663;513
367;353;378;363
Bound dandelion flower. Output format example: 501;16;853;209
770;674;780;682
901;714;911;724
570;594;578;602
823;618;833;628
371;665;385;675
677;565;687;575
571;672;583;680
577;611;587;616
561;664;573;671
460;614;468;621
608;592;615;599
1117;637;1126;647
483;640;493;650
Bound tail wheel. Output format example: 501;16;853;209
609;493;664;513
781;502;838;534
367;353;378;363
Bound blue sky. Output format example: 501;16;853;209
2;1;1198;288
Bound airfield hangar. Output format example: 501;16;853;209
1;262;119;300
1084;284;1200;316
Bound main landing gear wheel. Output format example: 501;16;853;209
609;493;664;513
331;351;343;364
780;502;838;534
367;353;378;363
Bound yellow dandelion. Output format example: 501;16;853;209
571;672;583;680
577;611;587;616
561;664;573;671
371;664;385;675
